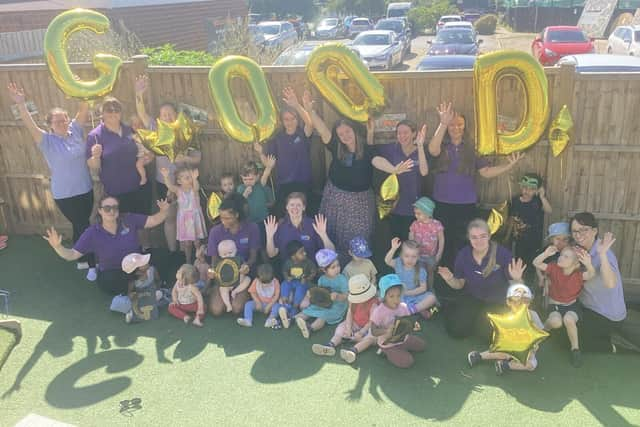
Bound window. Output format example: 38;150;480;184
547;30;587;43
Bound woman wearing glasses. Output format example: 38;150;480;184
437;219;525;339
43;195;170;294
570;212;628;353
6;83;97;280
87;97;152;215
428;103;524;269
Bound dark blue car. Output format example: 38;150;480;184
427;28;481;56
416;55;476;71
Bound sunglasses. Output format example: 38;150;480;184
520;176;540;188
103;106;122;113
100;204;119;213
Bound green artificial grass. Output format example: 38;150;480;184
0;327;18;371
1;236;640;426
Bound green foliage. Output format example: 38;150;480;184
249;0;317;20
141;44;216;66
474;14;498;35
328;0;387;16
407;1;458;34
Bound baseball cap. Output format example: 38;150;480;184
122;253;151;274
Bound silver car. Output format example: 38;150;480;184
349;18;373;38
351;30;403;70
257;21;298;49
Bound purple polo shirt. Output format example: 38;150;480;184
73;213;147;272
207;221;260;262
274;216;324;260
264;127;312;186
454;244;513;303
432;141;488;204
377;143;424;216
86;122;140;196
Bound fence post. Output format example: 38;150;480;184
130;54;150;112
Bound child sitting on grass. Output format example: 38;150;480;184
168;264;205;327
237;264;281;328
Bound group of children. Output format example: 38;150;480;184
112;160;597;372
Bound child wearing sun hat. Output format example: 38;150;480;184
311;274;379;364
343;236;378;285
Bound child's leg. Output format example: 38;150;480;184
353;334;377;353
136;160;147;185
382;347;415;368
563;311;580;350
509;353;538;371
544;311;563;330
330;321;348;346
414;293;438;312
168;302;190;322
309;317;326;333
426;263;436;294
280;281;294;304
479;350;513;361
292;282;309;308
181;240;194;264
220;287;232;312
244;300;256;324
403;335;426;353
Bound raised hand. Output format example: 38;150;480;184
544;245;558;257
312;214;328;236
507;152;525;166
7;83;25;104
537;186;546;198
437;266;454;281
302;89;314;111
160;167;170;177
394;159;414;175
191;168;199;180
242;186;253;198
390;237;402;250
134;75;149;94
156;198;170;212
508;258;527;282
596;232;616;255
43;227;63;249
264;154;276;169
415;124;428;146
282;86;300;108
264;215;279;238
437;101;454;126
576;248;593;267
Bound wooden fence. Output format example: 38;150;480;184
0;57;638;299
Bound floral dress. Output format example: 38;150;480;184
176;188;206;242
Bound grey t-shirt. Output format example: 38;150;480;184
579;246;627;322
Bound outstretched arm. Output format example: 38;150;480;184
134;75;152;128
7;83;45;143
479;152;524;179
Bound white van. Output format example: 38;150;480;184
387;2;412;19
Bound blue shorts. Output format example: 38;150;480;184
550;301;581;321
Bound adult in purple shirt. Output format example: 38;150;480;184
206;193;258;316
134;74;202;252
571;212;629;353
372;120;429;240
437;219;524;339
7;83;98;280
265;192;335;263
254;87;314;217
43;195;169;295
87;97;152;215
301;90;376;263
428;103;523;268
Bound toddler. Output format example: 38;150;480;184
342;236;378;285
409;197;444;289
237;263;281;328
121;252;160;323
278;240;317;324
210;239;251;313
168;264;205;327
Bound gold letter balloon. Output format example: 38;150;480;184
474;50;550;155
44;8;122;100
306;43;385;123
208;55;278;144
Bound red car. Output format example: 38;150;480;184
532;26;595;65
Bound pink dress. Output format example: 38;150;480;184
176;188;206;242
409;219;444;257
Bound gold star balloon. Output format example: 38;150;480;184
487;304;549;364
137;112;197;162
548;105;573;157
207;191;222;221
377;174;399;220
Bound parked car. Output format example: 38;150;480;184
443;21;475;34
248;24;266;47
531;26;595;66
349;18;373;38
315;18;346;39
351;30;403;70
427;28;482;55
416;54;476;71
462;10;483;23
273;42;369;68
436;15;462;33
557;54;640;72
607;25;640;55
257;21;298;49
375;18;411;56
387;2;412;18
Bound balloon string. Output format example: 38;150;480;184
89;108;95;128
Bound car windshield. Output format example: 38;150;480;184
376;20;402;33
547;30;587;43
353;19;369;26
354;34;391;45
635;31;640;42
258;24;281;35
321;19;338;26
274;49;312;65
442;17;461;23
435;30;474;44
388;8;408;18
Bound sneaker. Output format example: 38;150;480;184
278;306;290;329
420;306;439;320
571;349;582;368
76;262;90;270
295;316;310;339
467;351;482;368
340;348;357;364
312;343;336;357
86;268;97;282
495;360;510;376
125;311;133;324
264;317;277;328
237;318;252;327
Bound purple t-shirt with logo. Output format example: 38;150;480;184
86;122;140;196
579;245;626;322
454;244;513;303
207;221;260;262
274;216;324;260
377;143;425;216
432;141;488;204
264;127;312;186
73;213;147;271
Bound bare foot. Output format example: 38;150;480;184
192;317;203;327
183;315;191;324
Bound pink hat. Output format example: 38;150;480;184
121;253;151;274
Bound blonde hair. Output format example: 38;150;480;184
401;240;422;287
177;264;199;285
467;219;497;278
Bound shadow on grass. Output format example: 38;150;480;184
1;237;640;424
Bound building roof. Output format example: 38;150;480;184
0;0;213;12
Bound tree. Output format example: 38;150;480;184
248;0;317;20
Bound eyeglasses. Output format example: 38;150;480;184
100;204;119;213
103;106;121;113
571;227;593;235
469;234;489;241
